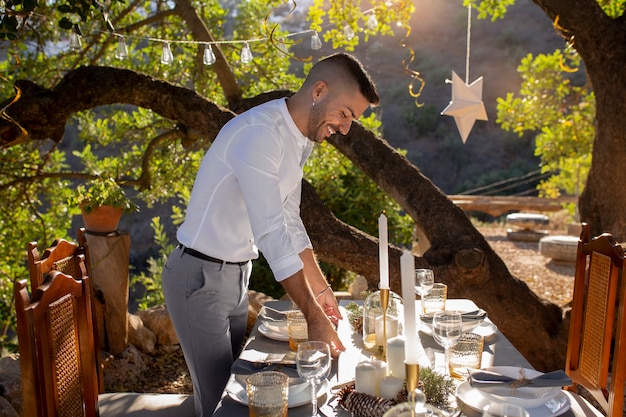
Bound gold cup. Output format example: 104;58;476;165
246;371;289;417
286;310;308;351
449;332;484;379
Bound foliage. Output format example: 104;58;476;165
496;49;593;201
418;367;456;411
70;176;139;214
130;217;174;310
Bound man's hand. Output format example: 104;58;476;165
306;312;346;358
317;288;343;325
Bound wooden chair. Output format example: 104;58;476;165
17;236;195;417
565;222;626;416
15;264;100;416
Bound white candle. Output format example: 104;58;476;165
372;358;388;396
401;250;419;364
375;315;398;346
355;360;377;395
379;375;404;400
378;213;389;289
386;335;405;379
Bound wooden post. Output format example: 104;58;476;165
82;230;130;355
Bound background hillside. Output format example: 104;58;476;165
353;0;565;194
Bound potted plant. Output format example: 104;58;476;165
71;177;139;233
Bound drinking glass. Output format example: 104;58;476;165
482;403;530;417
415;269;434;295
415;269;434;312
296;341;331;417
431;311;462;377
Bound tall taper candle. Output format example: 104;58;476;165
379;213;389;289
400;250;418;363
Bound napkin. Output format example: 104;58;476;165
420;309;488;324
468;369;572;391
259;305;288;322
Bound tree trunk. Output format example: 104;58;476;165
533;0;626;242
0;66;571;371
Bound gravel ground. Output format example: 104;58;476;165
107;225;577;394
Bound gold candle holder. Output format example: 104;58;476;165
405;362;419;393
380;288;389;359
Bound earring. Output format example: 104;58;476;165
312;100;315;107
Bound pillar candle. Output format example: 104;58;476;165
400;250;419;364
355;360;377;395
378;213;389;289
371;358;388;396
375;314;398;346
379;375;404;400
386;335;405;379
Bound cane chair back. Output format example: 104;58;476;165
565;222;626;416
28;238;87;291
15;264;100;417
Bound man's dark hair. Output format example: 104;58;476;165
307;52;380;106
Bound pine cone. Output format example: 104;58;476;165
338;385;397;417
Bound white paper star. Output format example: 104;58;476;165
441;71;488;143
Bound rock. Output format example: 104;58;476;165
539;235;579;262
0;355;22;416
348;275;368;299
128;313;157;353
247;290;274;334
103;345;147;390
137;305;179;346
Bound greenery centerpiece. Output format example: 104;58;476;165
70;177;139;233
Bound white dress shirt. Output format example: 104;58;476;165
177;98;314;281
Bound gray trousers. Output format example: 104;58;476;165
162;246;251;417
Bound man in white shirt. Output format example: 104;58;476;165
162;52;380;417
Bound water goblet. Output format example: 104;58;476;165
431;310;462;377
296;341;331;417
415;269;434;313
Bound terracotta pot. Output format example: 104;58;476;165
81;205;124;233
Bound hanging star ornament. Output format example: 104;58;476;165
441;71;488;143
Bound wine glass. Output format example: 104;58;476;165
431;311;462;377
415;269;434;312
296;341;331;417
482;403;530;417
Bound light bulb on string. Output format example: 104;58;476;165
343;24;355;40
68;30;82;51
161;42;173;64
367;14;378;30
240;42;253;64
203;43;216;65
115;36;128;59
311;31;322;50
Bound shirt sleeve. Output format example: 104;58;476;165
227;125;304;281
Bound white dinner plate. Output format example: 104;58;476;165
471;366;562;408
456;381;571;417
470;321;497;338
258;323;289;342
234;373;310;396
419;315;486;336
226;377;329;408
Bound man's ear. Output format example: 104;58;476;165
312;80;328;101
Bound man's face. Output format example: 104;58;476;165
306;91;370;143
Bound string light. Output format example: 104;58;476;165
367;14;378;30
115;36;128;59
161;42;173;64
240;42;253;63
203;43;216;65
68;31;82;51
310;31;322;50
343;24;355;40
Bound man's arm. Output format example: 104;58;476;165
299;248;343;324
280;267;346;357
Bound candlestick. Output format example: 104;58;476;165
379;287;390;358
400;250;418;364
378;213;389;289
405;362;420;393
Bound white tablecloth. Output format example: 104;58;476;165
214;299;602;417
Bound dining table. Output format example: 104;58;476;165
213;299;603;417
